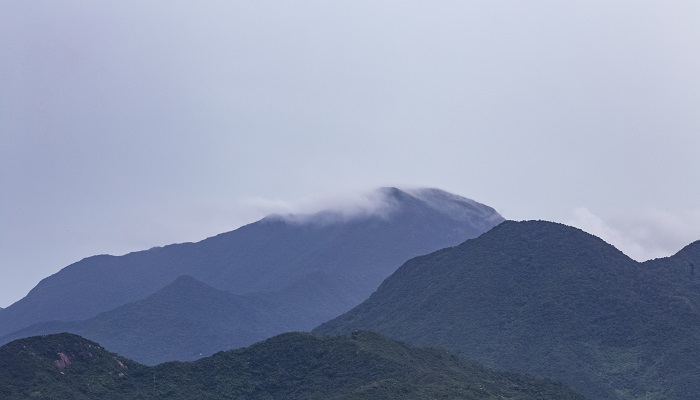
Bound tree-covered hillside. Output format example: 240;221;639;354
316;220;700;400
0;332;584;400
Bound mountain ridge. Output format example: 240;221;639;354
0;332;585;400
0;274;354;364
316;220;700;400
0;187;504;361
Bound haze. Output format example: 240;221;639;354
2;1;699;308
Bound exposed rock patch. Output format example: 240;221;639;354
53;352;71;370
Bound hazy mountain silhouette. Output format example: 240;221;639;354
0;187;503;349
0;275;355;364
316;221;700;400
0;332;584;400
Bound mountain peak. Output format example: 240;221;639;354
0;332;136;374
264;186;503;227
674;240;700;259
0;187;505;361
149;275;223;300
480;219;631;259
315;219;696;399
169;274;208;287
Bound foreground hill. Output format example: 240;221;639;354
0;275;345;364
0;332;584;400
0;187;503;340
316;221;700;400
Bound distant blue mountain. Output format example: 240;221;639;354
0;187;503;362
0;275;328;364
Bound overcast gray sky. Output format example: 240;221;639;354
2;1;699;308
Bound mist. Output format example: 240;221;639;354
567;207;700;261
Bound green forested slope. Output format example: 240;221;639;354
0;332;583;400
316;221;700;400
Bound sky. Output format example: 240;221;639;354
1;1;699;308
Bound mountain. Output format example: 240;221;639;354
0;332;585;400
0;333;140;399
642;240;700;290
0;187;503;348
315;220;700;400
0;275;349;364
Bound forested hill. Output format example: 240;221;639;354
316;220;700;400
0;332;584;400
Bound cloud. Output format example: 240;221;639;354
567;207;700;261
237;188;401;225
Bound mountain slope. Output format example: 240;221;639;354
641;241;700;292
315;220;700;400
0;275;349;364
0;333;140;400
0;332;585;400
0;187;503;338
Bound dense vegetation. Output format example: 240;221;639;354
0;333;141;399
316;221;700;400
0;188;502;349
0;332;583;400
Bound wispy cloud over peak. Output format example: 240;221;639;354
567;207;700;261
241;188;403;226
241;187;502;226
